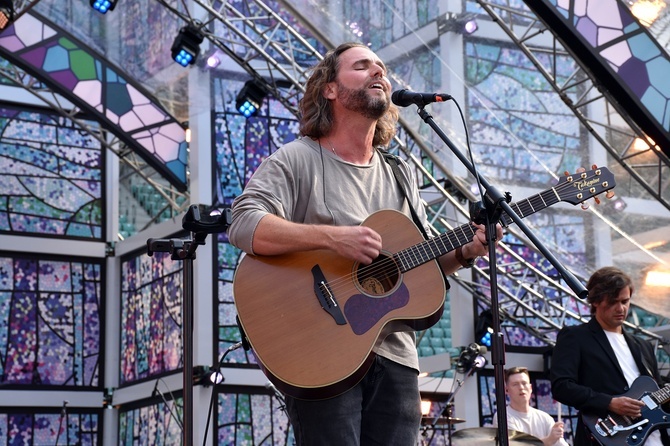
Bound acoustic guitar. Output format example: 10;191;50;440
233;167;615;399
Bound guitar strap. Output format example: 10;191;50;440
380;150;430;241
381;150;450;288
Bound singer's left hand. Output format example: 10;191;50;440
462;222;504;259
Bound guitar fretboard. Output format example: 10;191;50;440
393;186;563;273
652;384;670;405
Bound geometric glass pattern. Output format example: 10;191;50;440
117;1;179;82
118;397;182;445
0;104;103;239
465;39;588;348
213;74;300;442
0;10;188;191
0;253;103;387
479;372;577;445
0;409;101;445
213;76;301;368
120;250;183;385
528;0;670;158
466;40;584;185
217;391;293;445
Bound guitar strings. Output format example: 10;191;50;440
320;171;606;299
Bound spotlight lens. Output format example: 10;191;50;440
174;49;195;67
238;100;259;118
207;56;220;68
93;0;112;13
464;20;478;34
479;330;492;347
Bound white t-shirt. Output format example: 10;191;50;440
494;406;569;446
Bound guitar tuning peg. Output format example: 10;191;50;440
591;164;598;170
606;190;615;199
576;167;586;173
581;202;590;210
564;170;570;176
593;196;601;205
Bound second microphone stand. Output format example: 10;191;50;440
147;205;232;446
412;103;587;446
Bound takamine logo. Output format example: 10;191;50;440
574;178;600;190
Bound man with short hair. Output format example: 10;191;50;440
551;266;669;445
494;366;568;446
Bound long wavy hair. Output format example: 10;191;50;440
586;266;634;315
299;42;399;147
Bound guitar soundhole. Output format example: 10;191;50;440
355;252;400;296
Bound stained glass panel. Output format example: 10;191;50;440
118;397;182;445
0;253;102;387
0;410;101;445
120;250;183;385
0;105;103;239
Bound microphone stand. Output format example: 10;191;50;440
412;104;588;446
147;205;232;446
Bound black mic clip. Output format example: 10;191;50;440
182;204;232;234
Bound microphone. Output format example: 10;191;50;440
151;379;159;397
391;89;452;107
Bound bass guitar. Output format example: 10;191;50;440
234;167;615;399
583;375;670;446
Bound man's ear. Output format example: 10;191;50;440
323;82;337;100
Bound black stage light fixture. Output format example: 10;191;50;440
171;24;205;67
236;80;268;118
0;0;14;31
90;0;118;14
475;309;494;349
193;365;224;386
438;12;479;35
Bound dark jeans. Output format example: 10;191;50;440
285;355;422;446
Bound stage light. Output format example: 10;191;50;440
206;53;221;68
236;80;267;118
0;0;14;31
193;365;225;386
90;0;117;14
611;197;627;212
438;13;479;35
475;309;494;348
171;24;205;67
645;270;670;287
462;18;478;34
421;400;432;415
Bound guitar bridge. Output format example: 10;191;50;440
595;415;618;437
311;265;347;325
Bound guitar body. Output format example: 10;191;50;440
233;209;446;400
582;376;670;446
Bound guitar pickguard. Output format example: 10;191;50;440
342;253;409;335
344;283;410;335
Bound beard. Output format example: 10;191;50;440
336;82;389;120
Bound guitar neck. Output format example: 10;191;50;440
394;186;563;272
653;384;670;406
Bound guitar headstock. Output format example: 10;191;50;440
556;165;616;207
